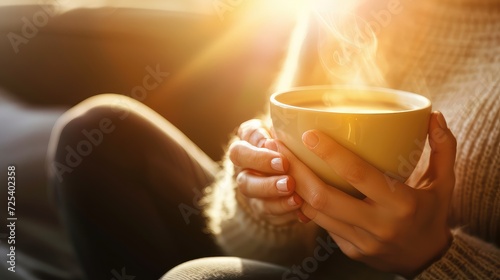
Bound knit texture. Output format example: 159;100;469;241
415;229;500;280
203;0;500;278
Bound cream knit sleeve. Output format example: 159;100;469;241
202;153;319;265
414;229;500;280
414;85;500;279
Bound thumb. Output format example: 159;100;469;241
427;111;457;183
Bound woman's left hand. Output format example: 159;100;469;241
277;111;456;277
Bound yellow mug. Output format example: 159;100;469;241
270;85;431;198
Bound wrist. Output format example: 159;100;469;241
406;229;453;278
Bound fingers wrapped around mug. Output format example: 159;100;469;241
229;140;288;174
273;111;457;276
230;119;302;225
236;170;303;216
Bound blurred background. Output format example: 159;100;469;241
0;1;320;279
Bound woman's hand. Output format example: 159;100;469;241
277;111;456;277
228;119;303;226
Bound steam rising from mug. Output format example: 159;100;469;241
273;0;395;92
314;3;387;87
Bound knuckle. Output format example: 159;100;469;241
229;142;262;168
236;173;250;196
361;241;385;256
258;178;276;198
342;160;367;184
237;172;278;199
316;148;333;160
238;119;262;139
309;190;328;210
229;140;279;172
375;227;399;243
301;204;318;220
396;196;417;220
238;128;253;141
280;197;292;211
248;128;267;147
228;142;242;166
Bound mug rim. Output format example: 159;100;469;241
270;85;432;115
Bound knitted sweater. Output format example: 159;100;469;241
204;0;500;279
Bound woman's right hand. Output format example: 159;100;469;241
229;119;303;225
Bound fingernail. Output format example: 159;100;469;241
287;195;297;206
302;131;319;149
276;178;289;192
271;157;284;172
265;139;278;151
296;210;310;223
257;138;266;148
436;112;448;129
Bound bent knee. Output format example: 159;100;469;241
51;93;148;143
47;94;142;178
59;94;140;129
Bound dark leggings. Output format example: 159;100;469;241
47;94;289;279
